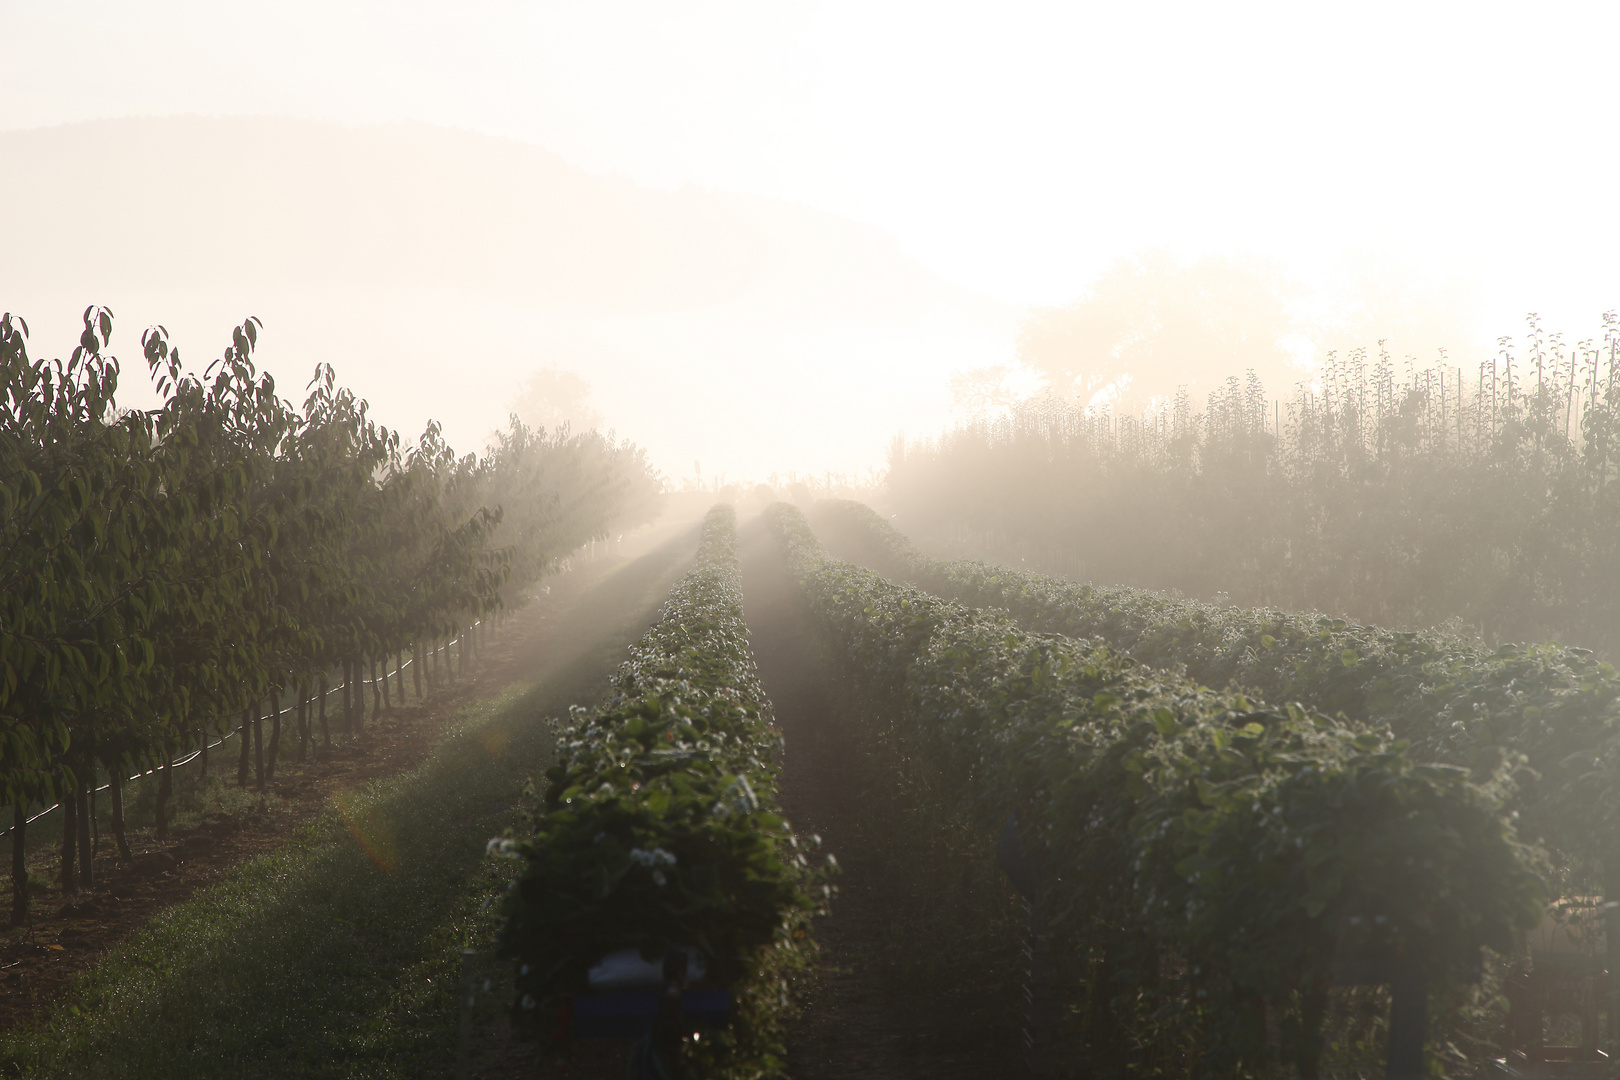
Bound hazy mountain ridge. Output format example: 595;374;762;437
2;116;1004;321
0;115;1015;478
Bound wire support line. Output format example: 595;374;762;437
0;619;490;838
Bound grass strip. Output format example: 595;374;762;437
0;532;696;1079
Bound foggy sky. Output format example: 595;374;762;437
0;117;1011;479
4;1;1618;477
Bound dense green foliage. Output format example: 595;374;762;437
0;527;695;1078
889;319;1620;654
768;503;1542;1074
496;505;827;1078
0;307;658;913
814;499;1620;880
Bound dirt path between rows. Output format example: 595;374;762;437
738;516;1026;1080
0;534;687;1036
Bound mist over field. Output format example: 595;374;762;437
10;4;1620;1078
0;116;1012;482
7;2;1620;487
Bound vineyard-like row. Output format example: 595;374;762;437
767;502;1543;1075
812;500;1620;880
496;504;827;1079
0;307;658;920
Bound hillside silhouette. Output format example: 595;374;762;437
1;116;1013;474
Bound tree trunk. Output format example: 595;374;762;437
253;702;265;791
429;640;439;690
75;777;93;889
342;660;354;736
237;706;252;786
1386;967;1427;1080
154;760;173;840
296;681;310;763
446;637;457;686
11;802;28;927
1606;859;1620;1061
58;782;78;893
199;722;208;776
353;659;362;730
1087;947;1122;1073
265;688;282;785
110;770;131;860
412;643;423;700
381;654;392;711
370;656;382;719
1292;984;1328;1080
319;671;331;749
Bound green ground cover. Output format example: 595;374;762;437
0;533;694;1080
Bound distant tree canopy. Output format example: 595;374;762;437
948;249;1483;420
1016;250;1301;410
897;314;1620;656
947;364;1021;416
511;367;602;435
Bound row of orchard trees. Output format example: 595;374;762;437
888;314;1620;653
0;307;660;923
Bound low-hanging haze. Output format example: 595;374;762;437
3;1;1616;479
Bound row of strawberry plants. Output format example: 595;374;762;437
813;499;1620;878
495;504;826;1079
770;502;1541;1074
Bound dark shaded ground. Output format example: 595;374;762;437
737;514;1027;1080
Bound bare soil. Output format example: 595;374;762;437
737;516;1026;1080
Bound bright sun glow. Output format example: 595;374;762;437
3;0;1617;479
